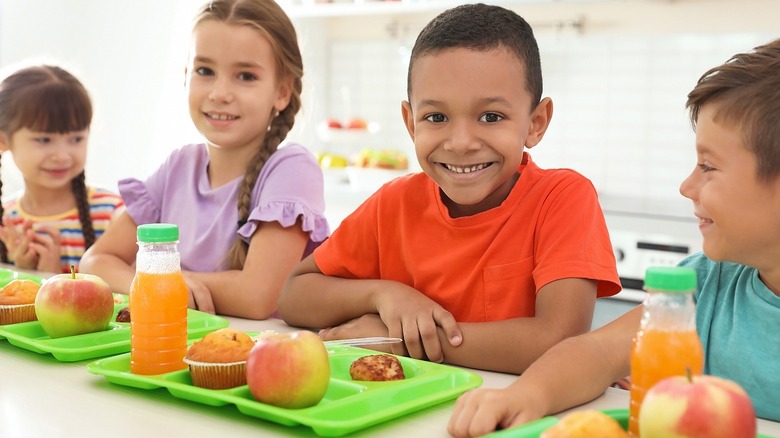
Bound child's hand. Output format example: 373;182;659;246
28;225;62;273
182;271;215;314
0;218;39;269
374;283;462;363
319;314;394;353
448;387;545;438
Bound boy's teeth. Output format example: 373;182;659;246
445;163;487;173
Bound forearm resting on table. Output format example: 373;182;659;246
436;319;587;374
505;309;638;416
279;273;389;329
187;270;281;320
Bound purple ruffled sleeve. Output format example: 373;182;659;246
236;144;330;257
117;178;161;225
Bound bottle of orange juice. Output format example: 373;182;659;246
629;266;703;436
130;223;188;375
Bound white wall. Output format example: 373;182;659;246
0;0;777;214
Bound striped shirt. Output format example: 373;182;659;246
3;187;124;273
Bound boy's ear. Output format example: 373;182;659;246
401;100;415;142
524;97;553;149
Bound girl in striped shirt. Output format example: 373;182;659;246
0;64;123;273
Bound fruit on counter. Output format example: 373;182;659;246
541;410;629;438
326;118;343;129
317;152;349;168
639;373;756;438
34;266;114;338
246;330;330;409
345;117;368;130
354;148;408;170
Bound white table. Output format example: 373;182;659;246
2;315;779;438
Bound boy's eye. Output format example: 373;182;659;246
697;163;715;172
425;113;447;123
479;113;503;123
195;67;214;76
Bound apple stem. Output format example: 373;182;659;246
70;265;76;279
685;366;692;383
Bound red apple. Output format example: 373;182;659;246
326;118;342;129
639;373;756;438
34;267;114;338
246;330;330;409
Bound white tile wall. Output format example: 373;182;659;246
305;31;775;219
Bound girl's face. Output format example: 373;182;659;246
401;47;551;217
679;103;780;271
0;127;88;192
187;20;292;153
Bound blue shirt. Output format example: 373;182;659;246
679;253;780;421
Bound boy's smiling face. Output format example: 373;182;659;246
402;47;552;217
680;103;780;271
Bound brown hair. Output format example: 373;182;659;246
686;38;780;183
407;3;542;111
194;0;303;269
0;65;96;263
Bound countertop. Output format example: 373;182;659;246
2;314;778;438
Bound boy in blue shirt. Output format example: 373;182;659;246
448;38;780;437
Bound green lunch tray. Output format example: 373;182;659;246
87;345;483;436
484;408;775;438
0;267;44;287
0;303;229;362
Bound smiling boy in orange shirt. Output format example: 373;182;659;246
278;4;620;373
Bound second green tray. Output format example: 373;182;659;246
0;305;229;362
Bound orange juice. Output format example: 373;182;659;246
628;328;703;436
628;266;702;437
129;224;188;376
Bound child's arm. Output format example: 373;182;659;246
279;255;463;363
183;219;310;320
78;211;139;293
448;305;640;438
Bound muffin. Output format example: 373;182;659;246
541;410;628;438
115;306;131;323
0;279;40;325
349;354;406;381
184;328;255;389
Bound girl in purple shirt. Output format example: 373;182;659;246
79;0;329;320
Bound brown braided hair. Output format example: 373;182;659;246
194;0;303;270
0;65;94;263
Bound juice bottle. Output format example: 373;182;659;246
628;266;704;436
130;223;188;375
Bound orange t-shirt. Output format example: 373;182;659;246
314;153;621;322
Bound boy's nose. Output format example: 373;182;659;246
679;170;698;200
443;123;481;153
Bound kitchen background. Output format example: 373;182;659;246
0;0;776;325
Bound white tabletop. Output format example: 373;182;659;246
2;315;778;438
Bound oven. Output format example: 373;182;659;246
601;195;702;303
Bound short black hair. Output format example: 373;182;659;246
407;3;542;110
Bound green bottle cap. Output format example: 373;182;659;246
137;223;179;243
644;266;697;292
